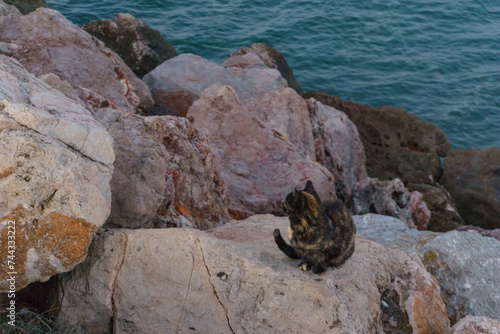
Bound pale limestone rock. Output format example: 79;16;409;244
58;215;450;333
0;55;114;291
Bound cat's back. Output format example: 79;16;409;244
325;201;356;235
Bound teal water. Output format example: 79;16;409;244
47;0;500;149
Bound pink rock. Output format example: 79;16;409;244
452;316;500;334
187;84;336;217
243;88;315;158
94;108;230;229
306;98;367;206
0;8;153;114
143;53;287;117
353;177;431;229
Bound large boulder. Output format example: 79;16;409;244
186;84;336;218
355;214;500;324
0;0;20;16
0;55;114;291
94;108;230;230
225;43;303;94
440;148;500;229
143;53;287;116
84;13;178;78
306;98;367;205
353;178;431;230
58;215;450;333
0;8;153;114
304;91;450;183
3;0;47;15
242;88;315;158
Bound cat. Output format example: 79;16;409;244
273;180;356;274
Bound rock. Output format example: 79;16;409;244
84;13;178;78
187;84;336;217
353;178;431;229
422;231;500;324
407;180;464;232
304;91;450;184
306;98;367;205
143;53;287;116
455;225;500;242
225;43;303;94
0;8;153;114
451;316;500;334
0;55;114;291
440;148;500;229
3;0;47;15
58;214;450;333
94;108;230;229
355;214;500;325
0;0;21;16
243;88;315;158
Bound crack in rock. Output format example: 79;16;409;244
196;237;235;334
110;233;129;334
175;253;195;334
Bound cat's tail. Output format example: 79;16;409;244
273;229;301;259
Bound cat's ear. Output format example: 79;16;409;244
304;180;315;193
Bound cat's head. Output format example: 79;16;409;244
283;180;322;217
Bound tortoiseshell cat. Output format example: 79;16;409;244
273;180;356;274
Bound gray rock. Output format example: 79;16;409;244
143;53;287;116
353;177;431;230
84;13;178;78
441;148;500;229
0;8;153;114
58;214;450;333
355;213;500;324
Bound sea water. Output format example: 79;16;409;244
47;0;500;149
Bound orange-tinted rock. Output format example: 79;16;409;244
0;206;96;291
94;108;230;230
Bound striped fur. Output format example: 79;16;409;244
274;180;356;274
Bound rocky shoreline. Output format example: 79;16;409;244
0;2;499;333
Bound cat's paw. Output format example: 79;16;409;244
273;229;281;238
298;261;311;271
